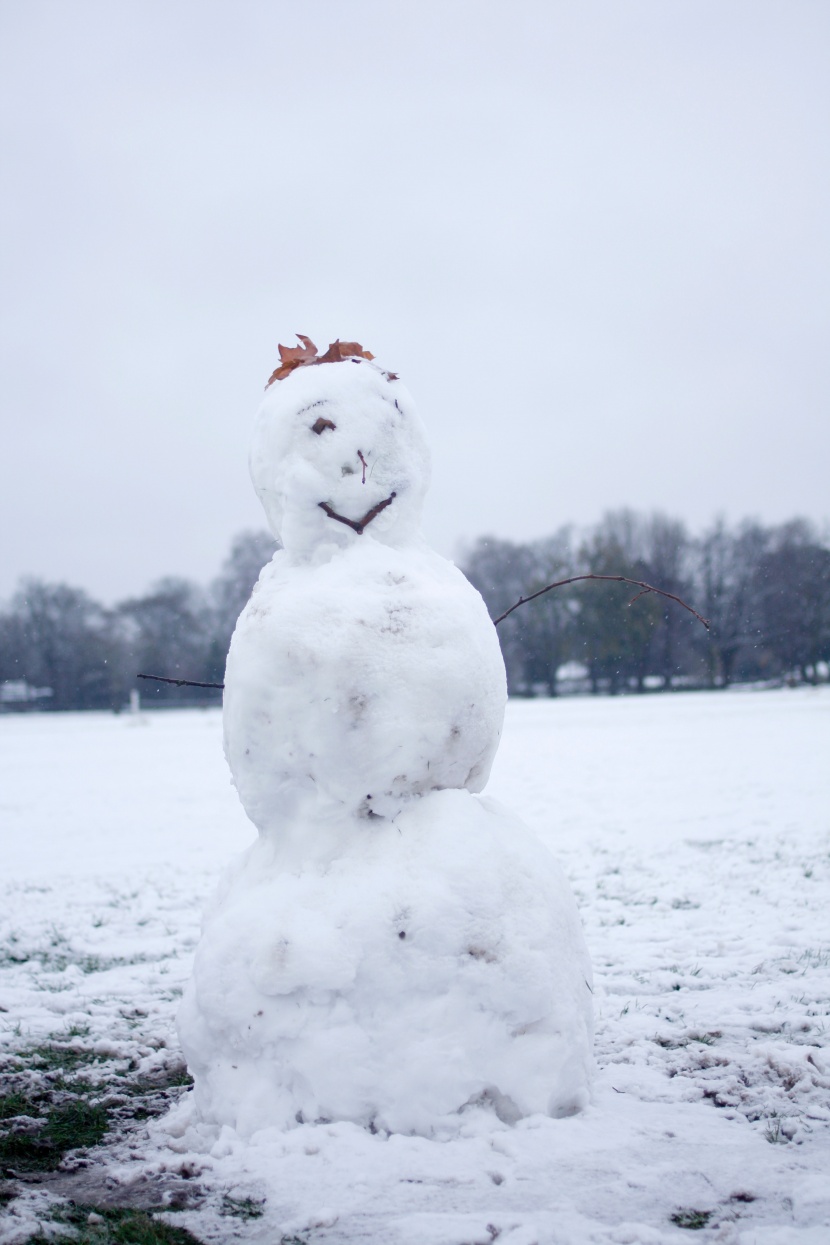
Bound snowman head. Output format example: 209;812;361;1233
250;340;431;559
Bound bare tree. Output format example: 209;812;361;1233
2;580;120;710
207;530;279;681
696;519;769;686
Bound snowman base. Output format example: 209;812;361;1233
178;789;593;1139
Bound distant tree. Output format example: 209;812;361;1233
696;519;769;686
117;577;212;703
0;604;26;685
574;561;660;695
641;514;698;688
461;537;539;693
206;530;279;681
755;521;830;682
1;580;119;710
573;514;661;693
509;531;575;696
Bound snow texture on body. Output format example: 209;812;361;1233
223;541;506;830
179;352;593;1136
178;792;591;1136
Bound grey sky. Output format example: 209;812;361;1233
2;0;828;602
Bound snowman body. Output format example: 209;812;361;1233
178;353;592;1137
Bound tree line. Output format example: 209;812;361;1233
0;532;276;711
463;512;830;695
1;512;828;711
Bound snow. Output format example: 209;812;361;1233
177;790;592;1136
1;687;829;1242
223;540;506;831
249;356;430;559
191;354;589;1138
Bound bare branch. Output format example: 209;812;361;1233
493;574;710;630
137;673;225;689
628;587;652;606
319;492;397;535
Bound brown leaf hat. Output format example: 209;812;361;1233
266;336;392;388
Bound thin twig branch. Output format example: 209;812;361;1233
628;587;651;606
137;673;225;689
319;492;397;535
493;574;710;629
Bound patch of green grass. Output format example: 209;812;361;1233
65;1022;92;1039
764;1114;787;1144
670;1208;713;1230
0;944;154;976
116;1067;193;1099
1;1032;193;1187
25;1203;206;1243
52;1076;98;1096
0;1060;193;1176
46;1099;109;1152
220;1194;265;1220
0;1097;109;1172
0;1091;35;1120
653;1030;721;1051
162;1069;193;1089
24;1042;104;1074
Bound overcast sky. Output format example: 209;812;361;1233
2;0;828;602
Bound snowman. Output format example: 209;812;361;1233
177;339;593;1137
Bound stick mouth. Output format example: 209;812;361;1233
318;493;397;535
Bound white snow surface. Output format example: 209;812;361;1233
1;688;829;1243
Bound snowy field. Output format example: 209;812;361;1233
1;688;829;1243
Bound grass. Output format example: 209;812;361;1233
670;1208;713;1230
220;1194;266;1220
22;1042;107;1074
23;1204;206;1244
0;1095;109;1172
653;1030;721;1050
0;1090;35;1120
0;1036;193;1176
764;1114;788;1144
0;943;156;975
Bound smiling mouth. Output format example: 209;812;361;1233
318;493;397;535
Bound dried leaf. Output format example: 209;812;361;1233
318;339;375;365
278;336;318;366
266;334;378;388
316;340;344;364
337;341;375;361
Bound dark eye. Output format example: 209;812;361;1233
311;417;336;435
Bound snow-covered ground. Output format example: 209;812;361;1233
1;688;828;1243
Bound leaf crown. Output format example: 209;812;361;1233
266;335;396;388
